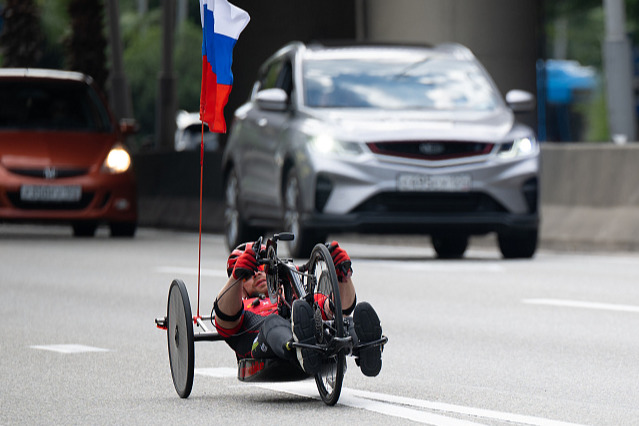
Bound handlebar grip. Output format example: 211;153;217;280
252;237;262;256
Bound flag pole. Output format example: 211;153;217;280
197;123;205;319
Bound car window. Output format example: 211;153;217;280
257;59;293;99
277;61;293;98
302;56;500;111
0;80;113;132
259;61;284;91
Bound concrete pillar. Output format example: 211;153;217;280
603;0;637;142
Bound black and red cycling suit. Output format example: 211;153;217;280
214;293;335;360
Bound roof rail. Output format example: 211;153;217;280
434;43;475;60
306;39;434;50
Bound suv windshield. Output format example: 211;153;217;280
0;79;112;132
303;56;500;111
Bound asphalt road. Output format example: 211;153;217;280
2;225;638;425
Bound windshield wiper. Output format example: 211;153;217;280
393;57;433;80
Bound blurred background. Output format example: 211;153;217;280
2;0;637;149
2;0;638;250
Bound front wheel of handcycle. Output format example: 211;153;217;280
167;279;194;398
307;243;346;406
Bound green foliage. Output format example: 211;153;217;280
0;0;44;67
122;11;202;141
37;0;70;69
123;23;162;141
546;0;639;65
175;22;203;114
584;88;610;142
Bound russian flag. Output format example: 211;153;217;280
200;0;250;133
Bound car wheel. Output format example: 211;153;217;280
224;169;259;251
110;222;136;237
432;234;468;259
283;168;324;258
498;229;538;259
72;221;98;237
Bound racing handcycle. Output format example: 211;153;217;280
155;232;387;405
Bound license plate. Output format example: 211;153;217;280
20;185;82;202
397;173;472;192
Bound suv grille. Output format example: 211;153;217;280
352;192;507;214
367;141;493;161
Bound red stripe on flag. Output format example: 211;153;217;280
212;84;232;133
200;56;218;126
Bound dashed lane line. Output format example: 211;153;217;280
523;299;639;313
30;344;110;354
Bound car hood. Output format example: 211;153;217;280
0;131;116;169
302;108;519;143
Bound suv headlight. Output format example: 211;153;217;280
309;134;363;156
102;144;132;174
497;136;538;159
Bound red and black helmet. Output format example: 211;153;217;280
226;242;265;277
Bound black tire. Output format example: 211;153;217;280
72;221;97;237
167;279;194;398
109;222;136;237
224;169;260;252
283;168;326;258
432;234;468;259
307;243;345;406
498;229;538;259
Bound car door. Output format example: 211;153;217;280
240;57;293;220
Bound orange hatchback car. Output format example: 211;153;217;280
0;69;138;237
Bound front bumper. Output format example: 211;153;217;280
302;210;539;236
0;173;138;224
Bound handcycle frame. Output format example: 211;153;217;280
155;232;387;405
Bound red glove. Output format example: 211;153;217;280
327;241;352;281
232;246;258;280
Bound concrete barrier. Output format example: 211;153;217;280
540;143;639;251
133;150;225;233
134;143;639;252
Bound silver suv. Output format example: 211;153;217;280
223;42;539;259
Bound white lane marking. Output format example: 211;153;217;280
253;381;482;426
30;344;110;354
195;367;237;378
346;388;583;426
523;299;639;313
156;266;227;277
356;259;504;272
195;368;582;425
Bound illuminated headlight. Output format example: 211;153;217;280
497;136;538;159
102;144;132;174
308;134;363;156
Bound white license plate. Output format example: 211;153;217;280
20;185;82;202
397;173;472;192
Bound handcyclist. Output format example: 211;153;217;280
213;240;383;377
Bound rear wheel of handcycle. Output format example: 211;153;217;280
307;243;345;406
166;279;194;398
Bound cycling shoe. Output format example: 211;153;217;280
292;300;320;375
353;302;382;377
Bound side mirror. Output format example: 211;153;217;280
256;88;288;112
505;90;535;113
